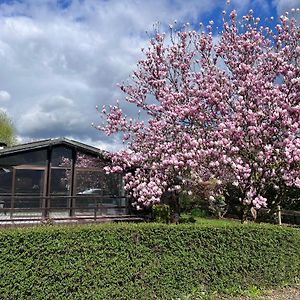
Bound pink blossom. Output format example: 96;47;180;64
253;196;267;209
98;9;300;210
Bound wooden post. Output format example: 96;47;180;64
69;149;77;217
277;205;282;225
44;147;52;219
10;168;16;219
94;204;97;222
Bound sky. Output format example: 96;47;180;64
0;0;299;151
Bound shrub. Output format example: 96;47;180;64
0;222;299;299
178;216;196;223
190;208;209;218
179;192;205;212
208;195;228;219
152;204;170;223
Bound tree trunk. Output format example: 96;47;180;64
169;191;180;223
240;205;249;224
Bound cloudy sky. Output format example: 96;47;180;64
0;0;299;151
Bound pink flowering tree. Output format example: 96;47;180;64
99;9;300;221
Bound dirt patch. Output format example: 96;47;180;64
216;287;300;300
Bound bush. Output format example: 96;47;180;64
179;192;204;211
152;204;170;223
190;208;209;218
178;215;196;223
208;195;228;219
0;222;299;299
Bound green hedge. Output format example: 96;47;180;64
0;222;299;299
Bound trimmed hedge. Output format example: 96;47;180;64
0;221;299;299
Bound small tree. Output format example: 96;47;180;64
0;111;16;146
99;9;300;221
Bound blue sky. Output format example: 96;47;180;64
0;0;299;150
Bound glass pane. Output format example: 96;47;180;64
0;195;10;208
0;150;47;167
74;169;126;216
15;169;44;194
49;167;70;211
75;171;124;196
102;173;124;196
0;167;13;194
49;207;69;218
51;146;72;167
75;196;96;210
49;196;69;208
13;196;43;209
76;170;104;194
50;168;70;195
0;167;13;214
75;169;102;215
98;196;128;215
75;152;105;169
14;169;44;209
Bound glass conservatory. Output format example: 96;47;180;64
0;138;129;223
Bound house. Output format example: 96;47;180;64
0;138;131;224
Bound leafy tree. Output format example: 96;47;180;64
100;9;300;221
0;111;16;146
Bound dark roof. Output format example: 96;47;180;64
0;137;106;158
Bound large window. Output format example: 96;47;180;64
74;152;126;215
49;146;73;215
14;169;45;209
51;146;72;167
49;168;70;210
0;149;47;217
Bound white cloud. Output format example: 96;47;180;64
0;0;280;150
0;0;226;147
18;95;79;134
273;0;300;15
96;137;126;153
0;90;10;102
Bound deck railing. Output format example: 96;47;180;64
0;194;131;222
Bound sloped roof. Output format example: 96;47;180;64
0;137;106;158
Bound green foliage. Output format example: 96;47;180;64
0;111;16;146
179;215;196;223
179;192;203;211
190;208;209;218
152;204;170;223
240;285;264;298
208;195;228;219
0;222;299;300
280;186;300;211
225;183;300;223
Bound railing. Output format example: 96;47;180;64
0;194;132;222
258;207;300;225
279;208;300;225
